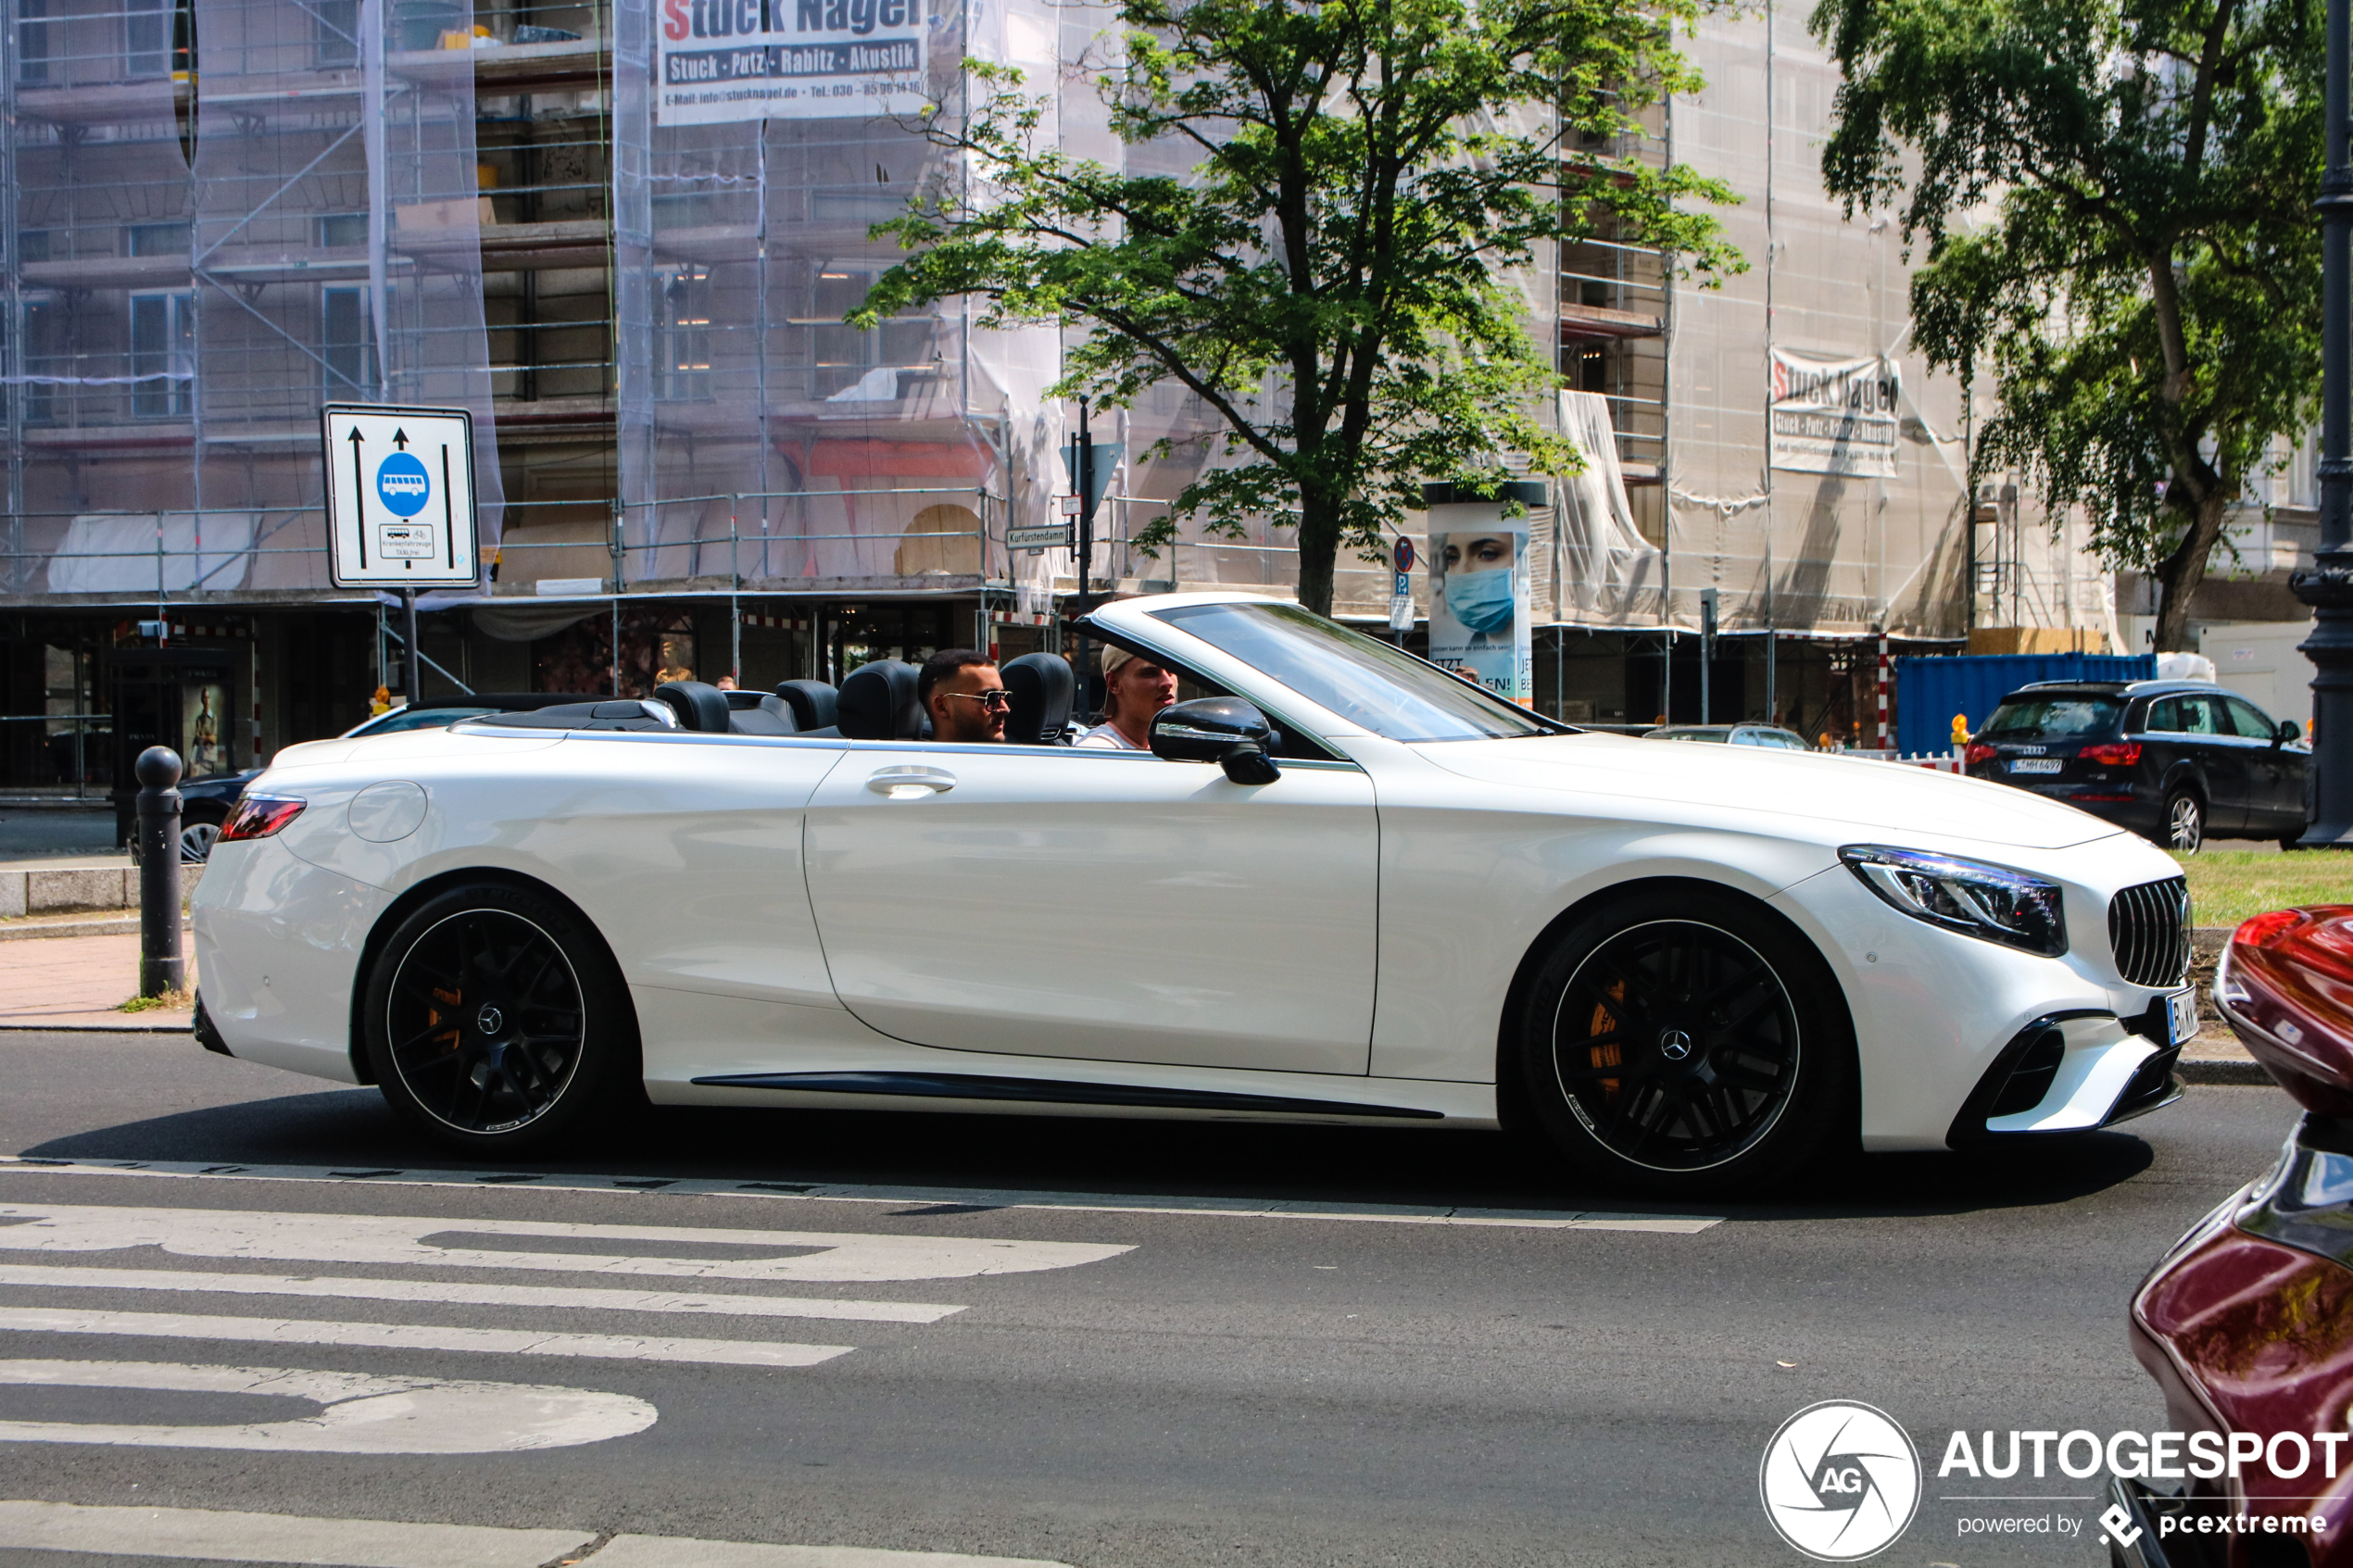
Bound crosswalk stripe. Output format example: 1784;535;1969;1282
587;1534;1074;1567
0;1306;855;1367
0;1500;594;1567
0;1502;1078;1567
0;1263;964;1323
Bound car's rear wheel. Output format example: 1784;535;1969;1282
2165;790;2204;854
180;815;221;863
361;882;639;1157
1510;889;1852;1198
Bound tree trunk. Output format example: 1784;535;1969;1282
2151;484;2235;652
1294;486;1340;618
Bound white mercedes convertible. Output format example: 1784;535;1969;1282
192;593;2196;1196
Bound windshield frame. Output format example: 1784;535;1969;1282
1128;600;1576;745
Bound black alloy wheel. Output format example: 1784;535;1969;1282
1512;890;1851;1196
2166;790;2204;855
363;882;638;1154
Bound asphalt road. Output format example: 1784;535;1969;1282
0;1028;2307;1567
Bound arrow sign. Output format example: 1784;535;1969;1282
392;428;409;449
346;426;369;569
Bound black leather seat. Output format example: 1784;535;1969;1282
655;680;733;733
775;680;838;733
1002;651;1075;745
724;690;798;735
836;660;924;740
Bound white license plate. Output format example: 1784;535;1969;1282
2166;986;2199;1046
2009;758;2063;774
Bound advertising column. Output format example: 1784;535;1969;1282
1423;480;1545;706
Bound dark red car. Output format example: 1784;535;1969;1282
2115;906;2353;1565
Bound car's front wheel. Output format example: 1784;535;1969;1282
1509;889;1852;1198
361;881;640;1157
2164;790;2204;854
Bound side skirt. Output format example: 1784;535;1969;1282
689;1070;1449;1121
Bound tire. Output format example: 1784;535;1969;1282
2164;790;2204;854
1509;888;1853;1198
361;881;640;1158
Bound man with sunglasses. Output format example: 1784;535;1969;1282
917;648;1010;744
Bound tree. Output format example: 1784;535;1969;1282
857;0;1739;616
1812;0;2322;651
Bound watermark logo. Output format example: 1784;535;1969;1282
1761;1400;1922;1561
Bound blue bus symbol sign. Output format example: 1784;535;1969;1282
375;452;432;518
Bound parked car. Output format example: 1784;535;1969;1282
1642;723;1812;751
194;592;2196;1197
1964;680;2309;853
157;695;585;863
2111;905;2353;1564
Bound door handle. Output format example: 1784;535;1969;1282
867;765;956;798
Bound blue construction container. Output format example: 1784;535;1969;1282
1894;653;2158;757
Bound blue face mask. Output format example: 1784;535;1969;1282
1445;565;1516;634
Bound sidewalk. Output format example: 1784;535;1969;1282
0;931;193;1031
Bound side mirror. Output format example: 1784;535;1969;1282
2280;720;2304;746
1151;696;1282;784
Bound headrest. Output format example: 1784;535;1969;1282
775;680;838;733
725;692;797;736
837;660;923;740
655;681;733;733
1002;652;1075;745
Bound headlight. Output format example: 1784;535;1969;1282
1838;845;2068;958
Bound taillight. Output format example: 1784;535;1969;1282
2082;741;2143;767
219;795;306;843
1964;742;1995;766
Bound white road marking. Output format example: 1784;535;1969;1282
0;1499;596;1567
0;1306;853;1367
0;1360;657;1452
0;1203;1134;1282
0;1502;1076;1567
0;1262;964;1323
587;1534;1073;1567
0;1157;1724;1232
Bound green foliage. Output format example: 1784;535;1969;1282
857;0;1741;613
1812;0;2322;649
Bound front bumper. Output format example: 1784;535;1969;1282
1947;1010;2180;1144
1964;769;2160;834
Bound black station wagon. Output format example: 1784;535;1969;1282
1964;679;2309;852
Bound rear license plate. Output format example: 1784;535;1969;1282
2009;758;2064;774
2166;986;2198;1046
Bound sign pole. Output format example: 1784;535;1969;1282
402;587;422;708
2295;0;2353;847
1076;396;1094;600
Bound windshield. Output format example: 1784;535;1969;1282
1149;601;1562;743
348;706;497;737
1980;695;2123;741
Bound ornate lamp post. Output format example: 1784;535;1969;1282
2294;0;2353;847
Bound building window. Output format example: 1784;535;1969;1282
18;0;47;83
20;296;57;426
321;285;377;398
315;0;359;65
317;213;368;248
127;221;189;258
659;266;711;401
130;290;194;418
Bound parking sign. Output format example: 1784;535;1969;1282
321;405;482;588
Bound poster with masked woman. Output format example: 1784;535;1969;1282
1426;506;1533;705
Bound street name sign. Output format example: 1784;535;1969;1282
321;405;482;588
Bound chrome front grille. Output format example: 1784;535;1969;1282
2108;876;2191;988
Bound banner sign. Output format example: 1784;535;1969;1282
658;0;926;125
1426;503;1532;705
1768;347;1902;479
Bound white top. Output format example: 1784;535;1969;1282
1074;722;1143;750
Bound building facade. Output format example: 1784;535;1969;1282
0;0;2057;805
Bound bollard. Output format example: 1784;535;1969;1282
134;746;183;997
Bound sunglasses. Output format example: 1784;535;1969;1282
942;689;1013;711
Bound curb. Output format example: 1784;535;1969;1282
0;917;191;942
0;1019;192;1033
